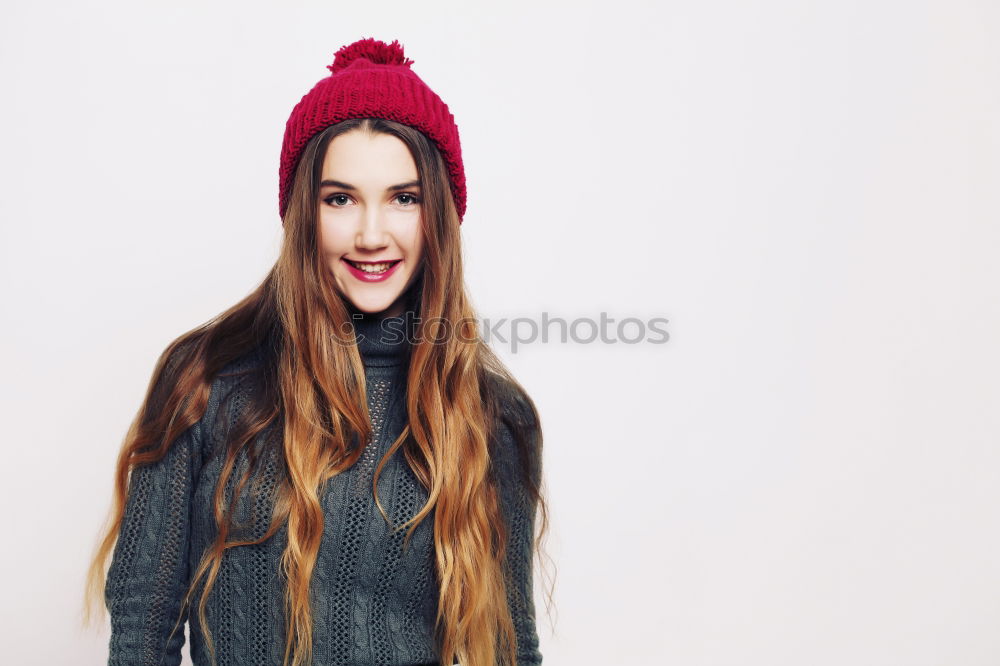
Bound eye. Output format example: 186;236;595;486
396;193;420;206
324;194;352;207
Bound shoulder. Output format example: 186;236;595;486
483;371;543;488
143;336;270;461
482;371;539;432
190;346;269;455
153;340;262;457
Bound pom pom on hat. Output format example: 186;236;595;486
326;37;415;74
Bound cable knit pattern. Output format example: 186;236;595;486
105;311;542;665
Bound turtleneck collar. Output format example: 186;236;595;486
342;279;422;368
350;309;417;368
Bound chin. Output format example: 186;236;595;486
340;290;402;315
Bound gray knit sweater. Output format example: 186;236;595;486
104;313;542;665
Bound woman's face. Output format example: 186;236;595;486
317;130;425;318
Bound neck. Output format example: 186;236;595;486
344;281;422;368
352;310;416;367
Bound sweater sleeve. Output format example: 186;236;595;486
104;414;205;666
495;417;544;666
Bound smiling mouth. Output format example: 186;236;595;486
344;258;401;274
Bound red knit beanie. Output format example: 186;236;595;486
278;37;467;224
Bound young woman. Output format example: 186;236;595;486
83;37;550;666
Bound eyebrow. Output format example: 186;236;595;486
319;179;421;191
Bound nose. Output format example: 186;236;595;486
355;207;388;250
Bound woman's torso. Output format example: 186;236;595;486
187;352;443;666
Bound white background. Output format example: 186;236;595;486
1;0;998;664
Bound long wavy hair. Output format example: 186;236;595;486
82;117;554;666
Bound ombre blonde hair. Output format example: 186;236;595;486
82;117;554;666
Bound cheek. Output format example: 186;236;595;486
405;228;425;259
317;221;349;256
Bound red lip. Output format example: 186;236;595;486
342;258;402;282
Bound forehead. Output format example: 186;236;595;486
320;130;418;183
